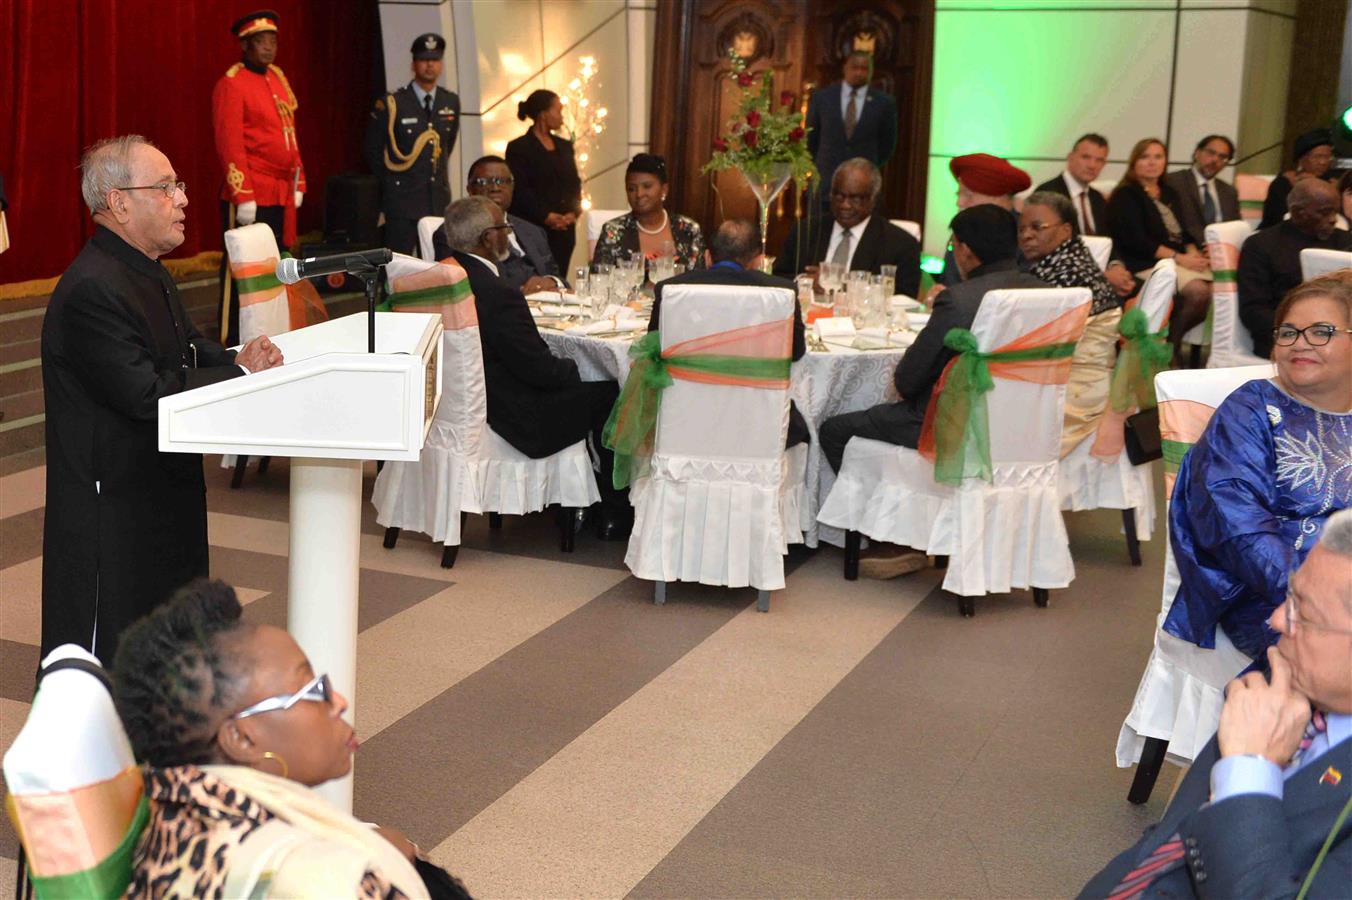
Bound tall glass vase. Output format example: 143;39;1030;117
740;161;794;262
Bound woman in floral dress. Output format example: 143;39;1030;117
591;154;705;272
1164;274;1352;662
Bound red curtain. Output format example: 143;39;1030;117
0;0;379;283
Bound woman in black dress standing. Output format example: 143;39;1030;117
506;89;582;274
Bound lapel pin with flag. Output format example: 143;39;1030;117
1319;766;1342;787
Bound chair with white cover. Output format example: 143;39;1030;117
1300;247;1352;280
1234;174;1274;228
1058;260;1176;562
417;216;445;261
372;254;598;565
372;254;486;567
622;283;798;610
1205;220;1266;369
221;222;329;486
5;646;148;899
818;287;1092;616
585;208;628;258
1117;363;1275;804
888;219;922;243
1082;235;1112;272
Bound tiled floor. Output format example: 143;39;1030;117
0;453;1180;898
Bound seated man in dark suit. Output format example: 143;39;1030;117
818;205;1046;578
443;196;629;538
1080;508;1352;900
433;155;565;294
1239;178;1350;357
772;158;920;297
652;218;808;449
931;153;1030;292
805;50;898;195
1163;135;1240;248
1035;133;1137;297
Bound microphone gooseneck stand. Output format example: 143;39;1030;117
352;262;388;353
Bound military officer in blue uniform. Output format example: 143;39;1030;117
365;32;461;255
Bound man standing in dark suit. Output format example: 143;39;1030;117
1035;134;1137;297
806;51;898;194
817;205;1046;578
443;196;629;537
433;155;563;293
1081;509;1352;899
42;136;283;663
652;218;809;449
365;33;460;256
1163;135;1240;249
772;158;920;297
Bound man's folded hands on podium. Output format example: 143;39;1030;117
236;334;285;374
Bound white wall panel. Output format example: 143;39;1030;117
1169;10;1247;162
930;10;1175;162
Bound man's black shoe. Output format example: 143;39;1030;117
595;509;633;541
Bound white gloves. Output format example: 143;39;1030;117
235;201;257;225
294;191;304;209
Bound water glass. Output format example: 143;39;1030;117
818;261;845;306
879;264;897;299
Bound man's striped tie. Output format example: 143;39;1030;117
1106;836;1186;900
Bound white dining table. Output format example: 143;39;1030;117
540;327;906;547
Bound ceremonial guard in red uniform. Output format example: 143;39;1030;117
364;33;460;256
212;9;305;342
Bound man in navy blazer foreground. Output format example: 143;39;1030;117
1081;508;1352;898
805;51;898;192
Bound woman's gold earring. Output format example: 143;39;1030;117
261;751;289;780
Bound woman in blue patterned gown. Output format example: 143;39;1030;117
1164;274;1351;661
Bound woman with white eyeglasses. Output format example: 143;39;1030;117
113;580;472;898
1162;273;1352;670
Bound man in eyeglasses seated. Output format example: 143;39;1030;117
1238;179;1350;357
771;157;921;298
434;155;565;294
443;196;630;538
1080;508;1352;900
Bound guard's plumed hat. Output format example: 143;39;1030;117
232;10;279;39
949;153;1032;196
412;33;446;60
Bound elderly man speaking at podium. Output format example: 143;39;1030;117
40;135;283;666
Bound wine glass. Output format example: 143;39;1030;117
818;261;845;309
879;264;897;300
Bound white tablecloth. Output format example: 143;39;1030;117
541;329;903;546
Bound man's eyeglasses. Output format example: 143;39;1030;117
233;673;333;719
469;176;514;188
1272;323;1352;347
480;223;514;239
116;181;186;200
1283;580;1352;636
1017;222;1063;235
830;191;872;206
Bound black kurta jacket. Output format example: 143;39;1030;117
41;227;243;664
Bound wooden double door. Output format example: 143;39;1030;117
650;0;935;257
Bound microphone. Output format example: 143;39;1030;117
276;248;393;285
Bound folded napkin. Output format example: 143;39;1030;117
889;295;921;311
573;317;647;335
907;312;931;329
815;316;856;339
857;327;915;349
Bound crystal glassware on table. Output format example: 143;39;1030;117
879;264;897;299
817;261;845;312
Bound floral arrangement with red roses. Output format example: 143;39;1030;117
703;47;816;189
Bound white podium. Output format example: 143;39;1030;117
160;312;442;811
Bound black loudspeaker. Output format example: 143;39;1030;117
323;174;381;248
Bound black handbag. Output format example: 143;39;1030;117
1123;405;1162;465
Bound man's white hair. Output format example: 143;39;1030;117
80;135;154;214
1320;508;1352;558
